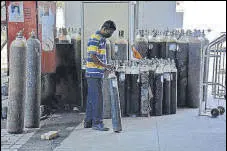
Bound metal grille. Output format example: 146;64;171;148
199;33;226;116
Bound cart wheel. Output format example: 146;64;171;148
211;108;219;118
217;106;225;115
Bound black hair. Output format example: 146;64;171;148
101;20;116;31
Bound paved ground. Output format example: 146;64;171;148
54;108;226;151
1;112;84;151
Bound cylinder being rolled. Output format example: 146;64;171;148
24;32;41;128
108;73;122;132
7;31;27;134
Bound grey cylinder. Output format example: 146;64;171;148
7;32;27;134
163;73;171;115
109;74;122;132
103;76;111;119
25;32;41;128
116;72;126;117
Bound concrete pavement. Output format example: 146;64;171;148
54;108;226;151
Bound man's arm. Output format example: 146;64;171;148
91;54;113;69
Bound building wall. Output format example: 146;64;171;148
64;1;82;28
64;1;183;30
138;1;181;30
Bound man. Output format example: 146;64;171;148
84;20;116;131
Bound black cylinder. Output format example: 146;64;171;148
147;42;161;59
187;42;202;108
153;73;164;116
163;73;171;115
125;74;140;116
41;73;56;107
176;43;189;107
25;33;41;128
170;72;177;114
7;33;27;134
72;39;83;108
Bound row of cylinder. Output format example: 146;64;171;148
55;27;81;44
7;30;41;134
103;58;178;118
135;28;209;108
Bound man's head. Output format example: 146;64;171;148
100;20;116;38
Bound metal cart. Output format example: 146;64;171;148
199;33;226;117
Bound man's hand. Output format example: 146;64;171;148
105;64;115;71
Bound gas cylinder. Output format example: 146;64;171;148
7;31;27;134
163;73;171;115
24;31;41;128
170;70;177;114
113;30;128;61
71;29;83;109
108;72;122;132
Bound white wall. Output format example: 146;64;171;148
138;1;181;30
64;1;82;28
63;1;183;30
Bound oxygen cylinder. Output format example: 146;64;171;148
147;31;162;59
153;72;164;116
113;30;128;61
125;73;140;116
163;73;171;115
7;31;27;134
176;42;189;107
103;76;111;119
140;70;152;116
170;71;177;114
72;29;83;108
108;72;122;132
149;70;155;116
187;33;209;108
25;31;41;128
116;71;126;117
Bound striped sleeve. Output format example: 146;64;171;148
87;34;101;56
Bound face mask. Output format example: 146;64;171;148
102;33;112;38
102;28;114;38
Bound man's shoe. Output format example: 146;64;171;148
92;123;109;131
84;120;92;128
